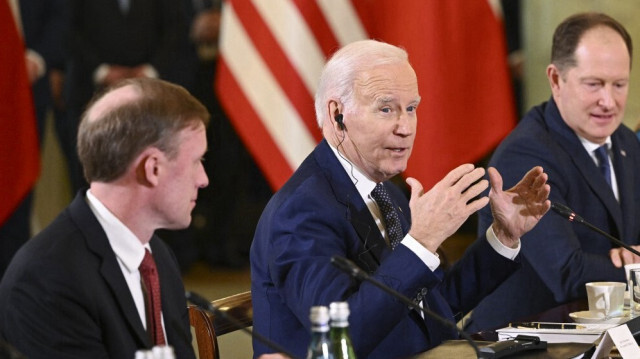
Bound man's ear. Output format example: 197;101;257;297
137;147;163;187
546;64;562;94
328;100;343;131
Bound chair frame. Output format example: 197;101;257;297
189;291;252;359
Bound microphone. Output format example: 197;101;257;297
185;291;299;359
330;256;481;356
550;202;640;257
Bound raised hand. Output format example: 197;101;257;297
488;166;551;248
406;164;489;253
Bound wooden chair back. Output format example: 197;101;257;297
189;291;253;359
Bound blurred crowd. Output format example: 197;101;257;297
4;0;272;274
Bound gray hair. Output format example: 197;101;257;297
314;40;409;127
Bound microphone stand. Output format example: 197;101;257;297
330;256;482;357
185;291;299;359
550;202;640;257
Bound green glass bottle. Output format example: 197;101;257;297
329;302;357;359
306;306;334;359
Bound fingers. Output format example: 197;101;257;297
438;164;486;196
434;165;488;211
610;248;624;268
457;167;486;193
609;247;640;268
466;196;490;213
526;167;551;212
406;177;424;195
621;250;635;267
487;167;503;196
406;177;424;205
440;163;477;187
520;166;544;186
461;179;489;204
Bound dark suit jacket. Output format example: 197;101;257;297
468;98;640;332
0;193;195;359
65;0;183;110
250;139;520;359
19;0;68;139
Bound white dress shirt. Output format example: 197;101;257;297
85;190;166;338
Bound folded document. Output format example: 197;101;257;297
496;322;618;344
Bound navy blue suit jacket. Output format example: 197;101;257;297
250;140;520;358
468;98;640;332
0;193;195;359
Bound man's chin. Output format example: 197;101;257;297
379;167;406;181
164;219;191;231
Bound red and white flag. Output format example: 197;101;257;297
216;0;515;191
0;0;40;225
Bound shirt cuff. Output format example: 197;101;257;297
401;234;440;272
486;226;520;260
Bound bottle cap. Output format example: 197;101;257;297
309;305;330;324
329;301;350;321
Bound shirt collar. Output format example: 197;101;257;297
85;190;149;273
328;143;378;199
578;135;612;154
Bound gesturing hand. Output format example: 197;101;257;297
610;246;640;268
406;164;489;253
489;166;551;248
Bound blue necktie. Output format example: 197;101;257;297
371;183;403;249
594;145;612;187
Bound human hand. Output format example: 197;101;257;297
406;164;489;253
489;166;550;247
610;246;640;268
258;354;291;359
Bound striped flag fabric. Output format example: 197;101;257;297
0;0;40;225
216;0;515;191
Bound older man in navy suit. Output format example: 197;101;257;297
0;78;209;358
250;40;551;359
467;12;640;333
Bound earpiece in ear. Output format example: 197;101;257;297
334;114;345;131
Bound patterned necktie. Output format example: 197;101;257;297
371;183;403;249
594;145;612;187
139;249;166;345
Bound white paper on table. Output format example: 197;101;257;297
590;323;640;358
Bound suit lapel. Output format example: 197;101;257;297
313;142;432;333
612;133;635;244
545;101;623;234
313;141;390;272
68;193;151;347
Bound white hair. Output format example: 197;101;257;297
314;40;409;128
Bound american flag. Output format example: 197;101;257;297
216;0;515;191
